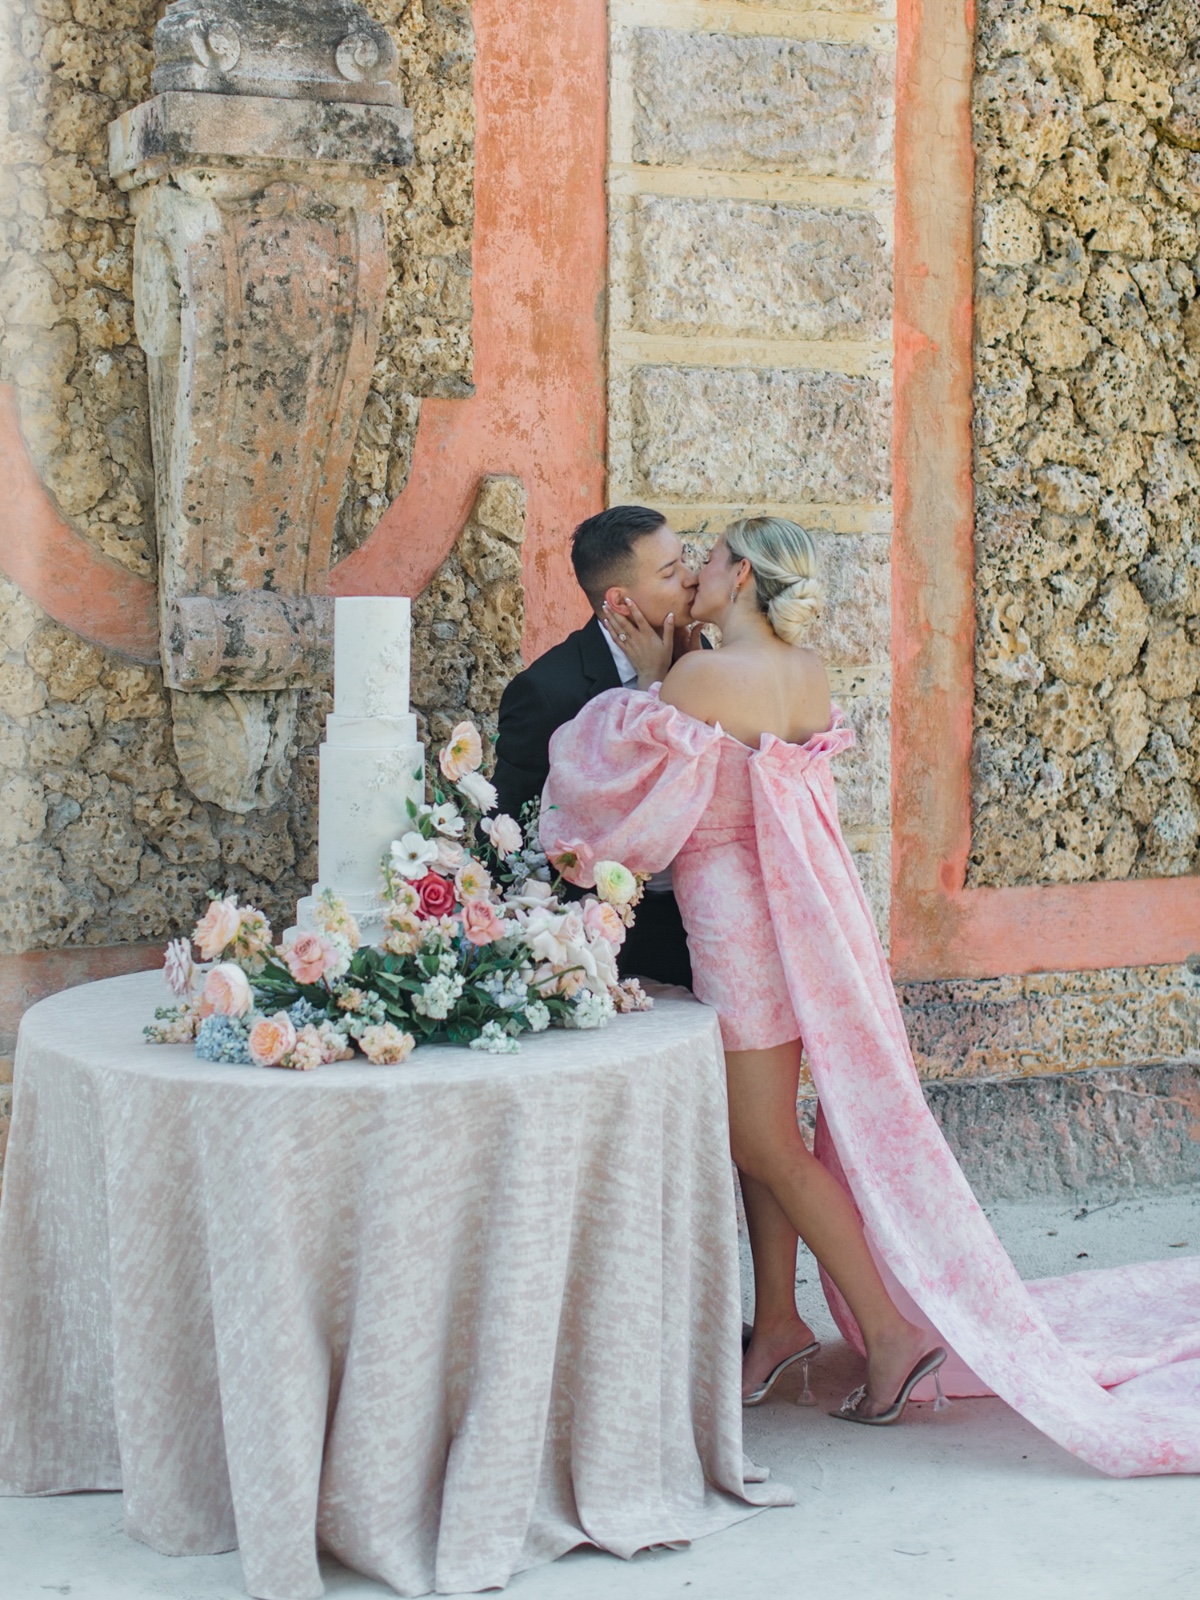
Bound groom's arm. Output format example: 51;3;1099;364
492;668;556;823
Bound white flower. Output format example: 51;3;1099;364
524;1000;551;1033
413;971;465;1020
425;801;465;838
594;861;638;908
163;937;195;998
482;813;523;856
434;837;466;873
457;770;498;814
522;908;574;967
567;990;615;1030
470;1020;521;1055
390;832;439;879
504;879;556;911
584;935;620;993
323;934;353;982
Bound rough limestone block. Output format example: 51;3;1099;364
628;196;891;341
924;1063;1200;1202
631;366;891;503
832;688;891;832
628;29;894;180
804;531;891;667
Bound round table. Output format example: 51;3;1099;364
0;970;790;1600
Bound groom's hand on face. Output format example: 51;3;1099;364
602;596;675;690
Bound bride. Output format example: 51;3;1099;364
543;517;1200;1466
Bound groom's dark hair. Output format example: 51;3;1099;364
571;505;667;605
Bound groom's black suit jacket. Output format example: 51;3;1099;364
493;616;693;990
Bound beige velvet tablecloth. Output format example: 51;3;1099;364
0;970;791;1600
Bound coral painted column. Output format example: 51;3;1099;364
329;0;607;659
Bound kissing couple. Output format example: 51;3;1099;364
493;505;1200;1470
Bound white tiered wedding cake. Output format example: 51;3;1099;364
296;597;425;936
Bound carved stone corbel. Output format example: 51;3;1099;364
109;1;411;812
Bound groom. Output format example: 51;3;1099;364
493;505;700;989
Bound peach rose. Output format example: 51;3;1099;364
249;1012;298;1068
199;961;253;1018
439;720;483;782
193;897;240;961
583;898;626;950
284;931;335;986
462;898;506;946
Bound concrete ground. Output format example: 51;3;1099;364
3;1191;1198;1600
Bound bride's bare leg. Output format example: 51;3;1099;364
727;1040;930;1417
738;1173;816;1393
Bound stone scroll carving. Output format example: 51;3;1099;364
108;1;411;813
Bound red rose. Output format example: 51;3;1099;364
416;871;457;919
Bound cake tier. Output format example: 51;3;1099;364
331;597;412;721
325;712;418;747
317;738;425;896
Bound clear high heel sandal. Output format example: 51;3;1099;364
835;1345;950;1426
742;1340;821;1408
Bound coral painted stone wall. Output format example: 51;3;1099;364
0;0;474;965
971;0;1200;886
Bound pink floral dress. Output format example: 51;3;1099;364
543;686;1200;1480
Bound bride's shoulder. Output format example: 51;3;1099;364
659;650;729;722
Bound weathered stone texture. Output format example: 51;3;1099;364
899;961;1200;1080
0;1;473;574
0;0;476;952
926;1060;1200;1202
409;476;526;764
0;571;323;953
804;531;891;666
971;0;1200;885
627;195;891;342
627;28;894;180
630;365;891;502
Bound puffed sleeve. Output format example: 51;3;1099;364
541;686;723;883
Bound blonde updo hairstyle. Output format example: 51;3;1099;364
724;516;822;646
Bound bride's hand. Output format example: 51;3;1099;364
602;597;675;690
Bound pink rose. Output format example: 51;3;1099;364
439;721;483;782
249;1012;298;1068
584;898;626;950
462;898;506;946
416;871;457;919
284;931;336;986
199;961;253;1018
193;897;240;961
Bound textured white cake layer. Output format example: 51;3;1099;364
325;712;419;748
332;596;411;720
318;740;425;895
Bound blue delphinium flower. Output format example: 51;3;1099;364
195;1014;253;1064
287;998;325;1029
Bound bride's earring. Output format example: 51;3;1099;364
729;583;739;605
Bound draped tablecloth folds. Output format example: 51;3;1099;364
0;970;791;1600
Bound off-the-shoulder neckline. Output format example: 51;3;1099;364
644;683;841;752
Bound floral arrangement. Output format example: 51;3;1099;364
145;720;651;1068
